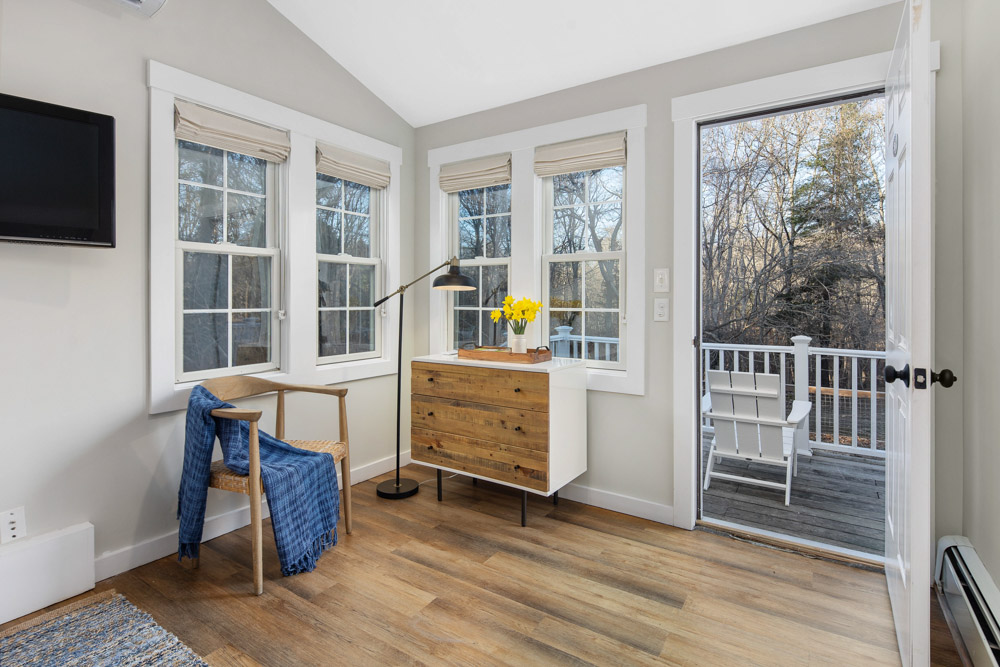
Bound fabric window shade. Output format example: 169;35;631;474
174;100;290;163
533;131;626;177
438;153;511;193
315;142;391;189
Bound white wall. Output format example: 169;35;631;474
960;0;1000;576
0;0;415;569
412;3;969;531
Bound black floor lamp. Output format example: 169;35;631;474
373;256;476;499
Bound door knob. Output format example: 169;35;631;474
885;364;910;387
932;369;957;388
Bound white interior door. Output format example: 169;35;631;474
884;1;934;665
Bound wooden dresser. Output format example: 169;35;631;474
410;354;587;523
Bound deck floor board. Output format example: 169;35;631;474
702;434;885;554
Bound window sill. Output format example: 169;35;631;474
149;356;397;414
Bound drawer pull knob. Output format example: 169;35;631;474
514;465;520;470
427;411;434;416
514;426;522;432
514;387;521;393
427;377;434;382
427;445;433;450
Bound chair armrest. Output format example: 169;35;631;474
786;400;812;426
273;383;348;398
211;408;262;422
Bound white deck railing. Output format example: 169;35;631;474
550;326;619;361
702;336;886;457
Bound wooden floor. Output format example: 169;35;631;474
4;464;959;666
702;434;886;554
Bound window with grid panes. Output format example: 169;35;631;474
545;166;624;366
452;184;511;349
176;140;278;380
316;174;380;361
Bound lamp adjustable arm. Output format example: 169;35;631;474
373;257;457;308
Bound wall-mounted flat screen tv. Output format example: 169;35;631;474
0;92;115;247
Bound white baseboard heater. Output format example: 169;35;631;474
0;523;95;625
936;536;1000;666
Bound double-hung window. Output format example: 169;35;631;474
316;175;380;361
452;184;511;348
314;142;391;363
439;154;513;350
174;102;288;382
539;133;627;369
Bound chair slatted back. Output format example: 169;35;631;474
707;370;786;461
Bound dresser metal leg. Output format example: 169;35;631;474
472;477;477;487
437;469;442;502
521;491;527;526
553;491;558;506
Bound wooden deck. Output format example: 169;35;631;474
702;434;885;554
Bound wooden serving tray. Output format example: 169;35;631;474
457;346;553;364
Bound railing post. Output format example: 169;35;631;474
792;335;813;456
554;325;572;358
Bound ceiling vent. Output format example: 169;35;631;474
114;0;168;17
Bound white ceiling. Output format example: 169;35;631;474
266;0;897;128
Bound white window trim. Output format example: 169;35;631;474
427;105;646;395
669;47;940;530
149;61;403;414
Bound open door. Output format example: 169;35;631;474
884;1;933;664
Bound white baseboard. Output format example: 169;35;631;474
94;452;407;582
1;523;95;625
558;483;674;525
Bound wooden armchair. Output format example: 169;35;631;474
199;376;352;595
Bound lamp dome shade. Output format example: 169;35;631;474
432;265;477;291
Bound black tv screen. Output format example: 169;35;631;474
0;93;115;247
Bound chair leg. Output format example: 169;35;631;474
784;461;793;506
248;423;264;596
340;454;352;535
703;446;716;491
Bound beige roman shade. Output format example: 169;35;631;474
316;142;391;189
533;131;627;177
173;100;290;163
438;153;512;193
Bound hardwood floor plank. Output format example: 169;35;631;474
25;464;956;666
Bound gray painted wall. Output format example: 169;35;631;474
961;0;1000;576
0;0;415;560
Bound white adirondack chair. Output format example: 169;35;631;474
702;370;812;506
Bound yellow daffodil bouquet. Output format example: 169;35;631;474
490;296;543;335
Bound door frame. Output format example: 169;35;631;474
670;47;940;530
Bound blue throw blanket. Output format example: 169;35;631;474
177;385;339;576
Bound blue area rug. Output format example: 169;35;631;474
0;589;206;666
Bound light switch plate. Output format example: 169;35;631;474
653;268;670;293
654;297;670;322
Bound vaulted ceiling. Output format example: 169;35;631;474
267;0;898;128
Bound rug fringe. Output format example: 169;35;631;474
0;589;118;638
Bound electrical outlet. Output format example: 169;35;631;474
654;297;670;322
1;507;26;545
653;268;670;293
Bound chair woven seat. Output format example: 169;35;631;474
209;440;348;495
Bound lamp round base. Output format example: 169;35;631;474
376;477;420;499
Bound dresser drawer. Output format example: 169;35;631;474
412;428;548;491
412;395;548;451
412;362;548;411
